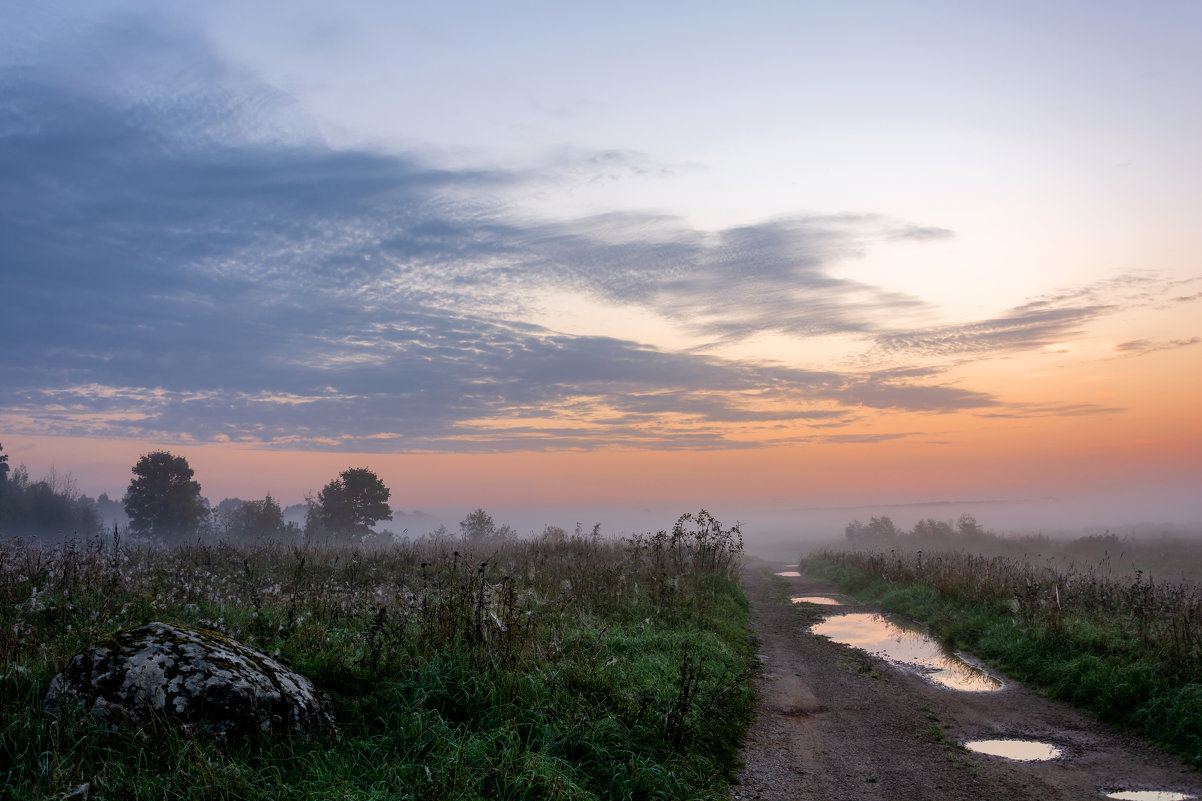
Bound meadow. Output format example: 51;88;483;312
804;534;1202;766
1;512;754;800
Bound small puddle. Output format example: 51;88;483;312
792;596;843;606
1106;793;1195;801
810;612;1001;691
964;739;1061;761
775;571;801;577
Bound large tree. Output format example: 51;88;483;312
305;467;391;542
124;451;208;541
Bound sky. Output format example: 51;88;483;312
2;1;1200;538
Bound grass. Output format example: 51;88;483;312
1;512;755;799
804;549;1202;767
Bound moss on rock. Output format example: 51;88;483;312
44;622;334;740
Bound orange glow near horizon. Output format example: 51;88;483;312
5;299;1200;527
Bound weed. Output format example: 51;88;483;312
1;511;754;799
806;549;1202;767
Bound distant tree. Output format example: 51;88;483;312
866;515;898;541
123;451;208;542
844;519;868;545
459;507;496;541
93;492;129;530
219;494;292;542
844;516;898;546
0;464;103;539
305;468;392;542
0;442;9;488
912;518;955;540
540;524;567;544
957;513;985;538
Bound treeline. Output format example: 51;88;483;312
843;512;991;547
843;511;1202;586
0;464;103;541
0;445;596;548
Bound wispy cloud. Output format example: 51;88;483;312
1110;338;1201;359
873;303;1110;357
977;401;1124;419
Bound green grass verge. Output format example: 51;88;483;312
1;522;755;799
802;555;1202;767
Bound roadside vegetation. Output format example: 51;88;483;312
805;515;1202;767
1;511;753;800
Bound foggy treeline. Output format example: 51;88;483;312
840;513;1202;583
0;448;592;549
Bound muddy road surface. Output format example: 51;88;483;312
733;561;1201;801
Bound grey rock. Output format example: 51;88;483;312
44;622;334;739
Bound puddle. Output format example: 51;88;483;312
963;739;1062;761
1106;793;1195;801
791;596;843;606
810;612;1001;691
775;571;801;577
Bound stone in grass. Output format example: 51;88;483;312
44;621;335;740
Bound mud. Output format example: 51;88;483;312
732;560;1201;800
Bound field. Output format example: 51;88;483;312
1;512;754;800
803;534;1202;766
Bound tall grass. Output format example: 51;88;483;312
1;512;754;799
805;548;1202;765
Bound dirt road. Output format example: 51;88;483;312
733;560;1201;800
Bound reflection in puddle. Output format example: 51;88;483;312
792;596;843;606
1107;793;1195;801
775;571;801;577
964;739;1061;761
810;613;1001;691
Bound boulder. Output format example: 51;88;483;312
44;621;334;739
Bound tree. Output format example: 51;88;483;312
912;517;955;540
124;451;208;542
305;468;391;542
459;507;496;541
957;513;985;539
0;464;102;539
844;515;898;546
218;494;292;542
0;442;9;488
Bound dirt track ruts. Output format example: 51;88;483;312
732;559;1201;801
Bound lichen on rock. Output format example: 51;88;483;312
44;622;335;740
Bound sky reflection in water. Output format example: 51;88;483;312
810;612;1001;691
964;739;1061;760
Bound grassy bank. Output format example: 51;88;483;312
803;550;1202;767
2;512;755;799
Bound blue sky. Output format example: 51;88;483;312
2;1;1199;525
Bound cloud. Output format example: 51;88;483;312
1110;338;1201;359
873;302;1110;357
3;312;1003;451
514;213;938;342
14;14;1141;453
977;402;1123;419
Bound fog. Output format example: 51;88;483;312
384;489;1202;564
